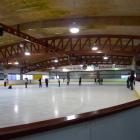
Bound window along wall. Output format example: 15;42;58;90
7;74;49;80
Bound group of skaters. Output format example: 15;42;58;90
58;77;82;87
24;76;103;88
5;76;103;89
4;78;8;87
127;71;135;90
3;70;136;90
24;78;49;88
58;76;103;87
94;77;103;85
4;78;12;89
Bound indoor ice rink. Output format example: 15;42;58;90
0;82;137;128
0;0;140;140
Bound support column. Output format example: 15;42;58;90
20;69;23;80
131;56;136;71
97;71;100;79
67;72;70;79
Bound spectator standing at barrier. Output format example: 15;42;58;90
6;79;9;85
25;78;28;88
94;78;96;84
129;71;135;90
79;77;82;86
45;78;48;87
63;78;65;82
97;78;100;85
127;76;130;88
58;79;60;87
39;78;42;88
100;78;103;85
4;78;7;87
67;78;70;86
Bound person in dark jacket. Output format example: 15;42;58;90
79;77;82;86
25;78;28;88
127;76;130;88
94;78;96;83
45;78;48;87
4;78;7;87
8;85;12;89
129;71;135;90
58;79;60;87
67;78;70;86
39;78;42;88
100;78;103;85
129;75;135;90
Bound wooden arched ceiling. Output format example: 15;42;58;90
0;0;140;38
0;0;140;71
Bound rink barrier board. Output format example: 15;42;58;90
0;100;140;139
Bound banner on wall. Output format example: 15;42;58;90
33;74;42;80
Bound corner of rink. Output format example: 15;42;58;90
134;81;140;99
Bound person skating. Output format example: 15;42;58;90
25;78;28;88
4;78;7;87
79;77;82;86
127;76;130;88
45;78;48;87
67;78;70;86
58;79;60;87
39;78;42;88
129;71;135;90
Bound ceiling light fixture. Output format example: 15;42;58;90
103;56;109;60
14;61;19;65
92;46;98;51
97;51;102;53
92;44;98;51
25;51;31;56
69;22;79;34
19;43;24;48
70;27;79;34
54;59;58;63
24;39;30;42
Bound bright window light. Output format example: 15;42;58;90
54;75;59;79
62;68;69;72
23;75;33;80
121;75;129;79
113;67;119;70
86;66;94;71
42;75;49;80
16;74;20;80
